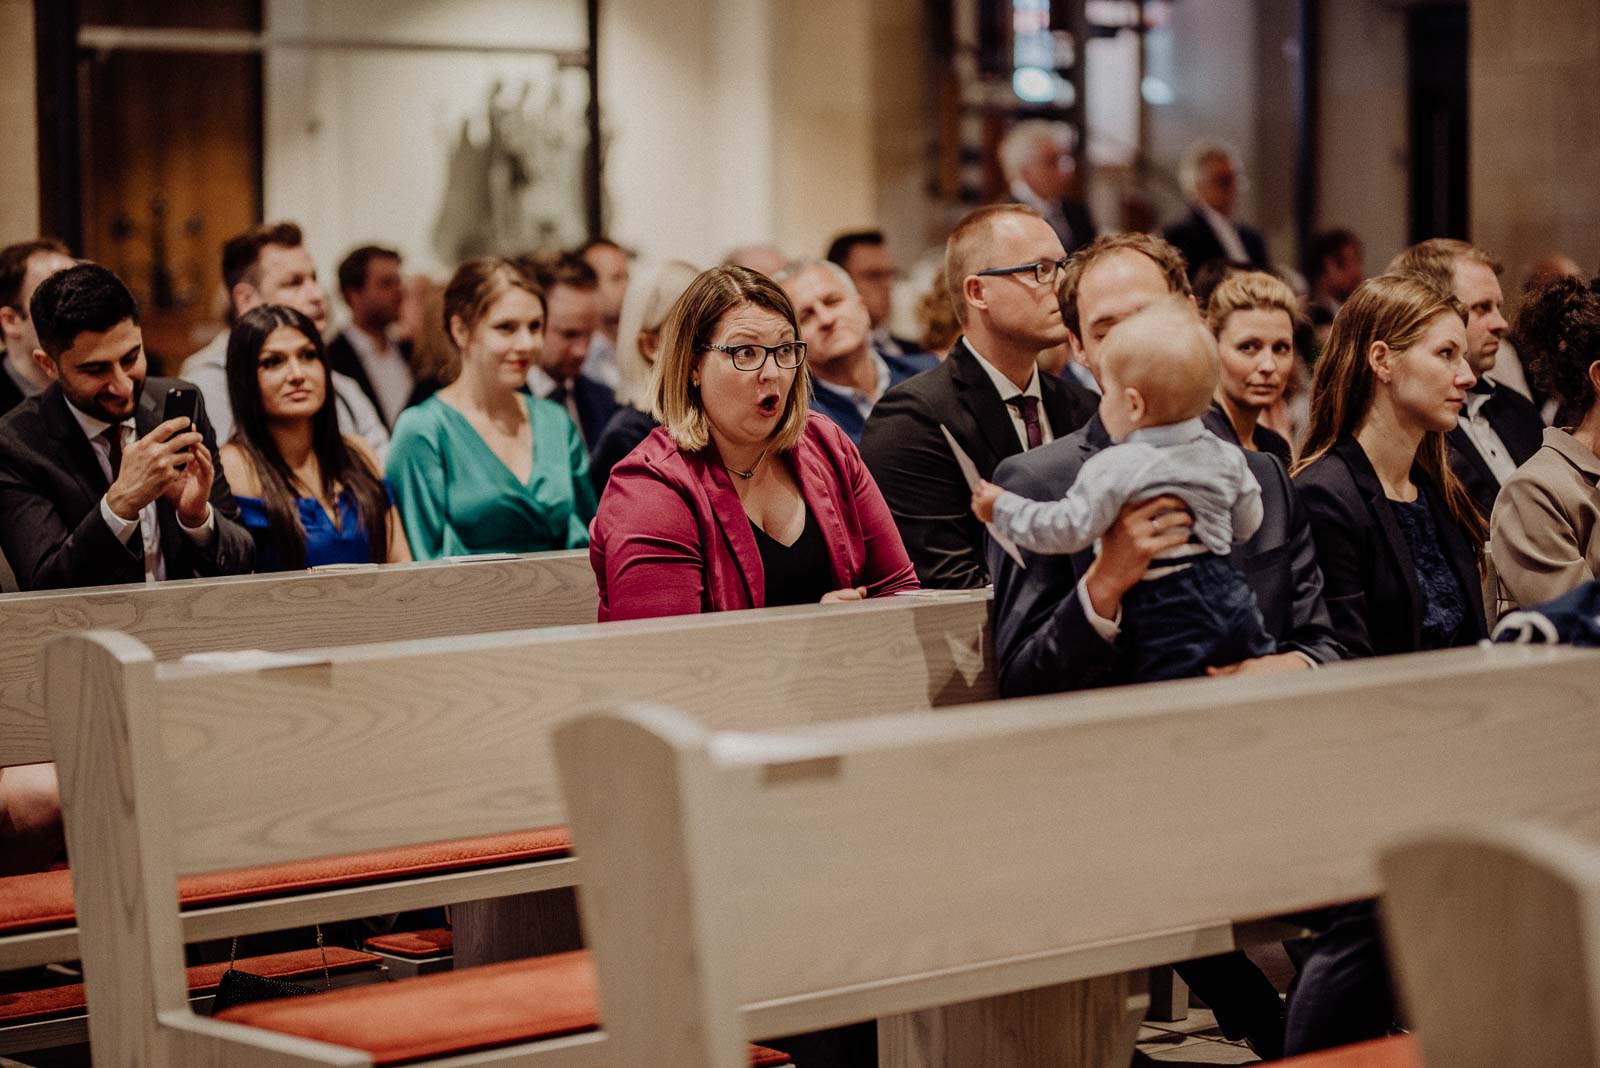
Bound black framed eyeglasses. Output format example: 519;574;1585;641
975;258;1070;286
704;341;808;371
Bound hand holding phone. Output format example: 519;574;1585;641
162;387;199;470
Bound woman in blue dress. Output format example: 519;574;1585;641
219;304;411;570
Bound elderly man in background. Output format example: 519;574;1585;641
779;259;935;442
998;120;1097;255
721;244;790;278
1162;140;1270;278
825;229;923;358
182;221;389;458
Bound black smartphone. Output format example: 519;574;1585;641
163;387;199;470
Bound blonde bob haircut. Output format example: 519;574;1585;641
1204;270;1305;335
651;266;813;454
1294;272;1484;548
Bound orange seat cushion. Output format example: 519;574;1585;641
216;950;790;1066
1278;1035;1422;1068
0;827;571;935
364;928;453;959
0;946;380;1025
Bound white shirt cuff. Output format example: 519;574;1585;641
179;504;216;544
99;495;141;544
1290;650;1318;669
1076;575;1121;642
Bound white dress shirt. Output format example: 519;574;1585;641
1457;386;1520;486
343;327;415;429
965;342;1055;449
1196;201;1251;265
526;365;587;443
66;399;214;582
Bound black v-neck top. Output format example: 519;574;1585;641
750;506;833;607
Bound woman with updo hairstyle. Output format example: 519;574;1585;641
1489;275;1600;608
386;257;595;558
1202;270;1302;467
220;304;408;569
590;265;918;621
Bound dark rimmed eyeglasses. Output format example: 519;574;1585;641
975;258;1070;286
703;341;808;371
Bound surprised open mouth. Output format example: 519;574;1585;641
758;392;781;417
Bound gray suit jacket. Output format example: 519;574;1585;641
986;413;1344;697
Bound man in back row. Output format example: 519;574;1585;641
329;243;413;432
0;238;77;418
860;204;1098;589
181;221;389;459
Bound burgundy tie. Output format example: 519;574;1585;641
103;424;124;477
1007;395;1043;450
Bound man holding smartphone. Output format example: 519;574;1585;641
0;263;253;590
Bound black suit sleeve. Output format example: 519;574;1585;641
985;453;1125;697
179;390;254;577
859;388;990;590
0;455;142;590
1294;471;1374;659
1264;459;1345;664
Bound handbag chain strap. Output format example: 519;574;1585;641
228;924;333;991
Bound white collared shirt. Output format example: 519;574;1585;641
965;341;1055;450
343;327;414;428
526;365;587;444
66;398;214;582
812;350;892;424
1196;201;1251;265
1458;386;1519;485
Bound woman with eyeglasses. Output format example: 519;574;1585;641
590;265;918;621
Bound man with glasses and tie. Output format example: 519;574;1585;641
0;263;253;591
860;204;1096;589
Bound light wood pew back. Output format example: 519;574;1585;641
553;645;1600;1068
0;551;596;765
44;591;991;1063
1380;824;1600;1068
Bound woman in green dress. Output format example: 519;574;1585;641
387;258;596;558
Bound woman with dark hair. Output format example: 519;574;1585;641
591;265;917;622
219;304;409;570
1490;275;1600;608
1284;273;1486;1057
387;258;595;558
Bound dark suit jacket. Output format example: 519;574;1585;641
1162;206;1270;277
860;338;1097;589
809;350;939;443
1204;402;1292;470
1446;383;1545;521
0;378;254;591
986;414;1343;697
327;331;415;431
1293;437;1487;658
0;358;25;420
571;374;620;454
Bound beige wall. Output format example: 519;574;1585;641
1472;0;1600;305
0;0;39;242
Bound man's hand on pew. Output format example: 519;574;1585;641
1206;652;1311;678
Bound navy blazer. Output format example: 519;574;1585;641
861;338;1098;589
986;414;1344;697
571;374;620;454
1294;436;1487;658
1162;207;1270;278
0;377;254;590
808;350;938;443
1445;382;1544;521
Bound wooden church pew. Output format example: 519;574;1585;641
552;642;1600;1067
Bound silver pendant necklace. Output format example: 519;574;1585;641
726;448;769;480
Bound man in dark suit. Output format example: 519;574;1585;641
860;204;1097;589
824;229;926;357
986;232;1343;1060
328;244;414;431
1162;141;1270;279
0;239;76;419
526;252;619;451
1390;238;1545;520
0;264;253;591
998;121;1098;255
778;259;936;442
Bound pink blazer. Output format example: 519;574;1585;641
591;415;919;621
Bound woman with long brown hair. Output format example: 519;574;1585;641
1292;272;1487;658
1283;272;1486;1057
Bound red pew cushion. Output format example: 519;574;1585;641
216;950;790;1066
1277;1035;1422;1068
364;928;453;959
0;827;571;935
0;946;380;1025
